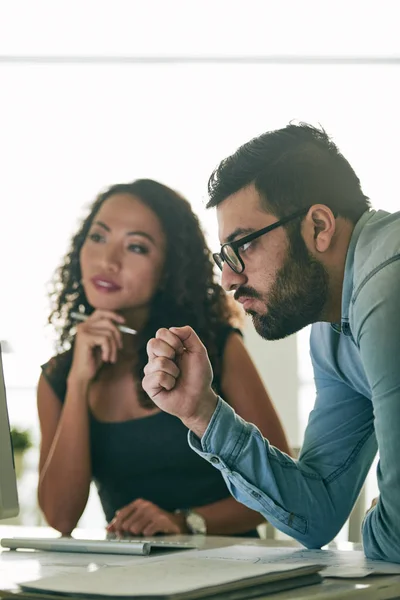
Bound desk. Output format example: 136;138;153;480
1;526;400;599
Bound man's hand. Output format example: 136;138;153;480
106;499;187;536
142;326;218;437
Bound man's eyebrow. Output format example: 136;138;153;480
224;227;255;244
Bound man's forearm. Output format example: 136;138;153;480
188;397;375;549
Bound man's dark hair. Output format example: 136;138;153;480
207;123;370;223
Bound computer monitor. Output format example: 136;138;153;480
0;345;19;519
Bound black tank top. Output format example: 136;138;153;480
41;326;259;536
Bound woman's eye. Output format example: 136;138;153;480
89;232;104;243
127;244;149;255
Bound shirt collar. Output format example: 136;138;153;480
332;209;376;336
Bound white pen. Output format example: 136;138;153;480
70;312;137;335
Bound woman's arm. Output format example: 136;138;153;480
37;373;92;535
38;309;124;534
190;332;292;534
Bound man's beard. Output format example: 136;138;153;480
243;230;329;341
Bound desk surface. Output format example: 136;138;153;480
1;525;400;600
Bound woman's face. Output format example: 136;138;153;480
80;193;166;313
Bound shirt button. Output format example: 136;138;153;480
210;456;220;464
251;491;261;499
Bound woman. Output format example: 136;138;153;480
37;179;291;537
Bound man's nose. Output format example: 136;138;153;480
221;262;247;292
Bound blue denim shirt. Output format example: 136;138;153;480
189;209;400;562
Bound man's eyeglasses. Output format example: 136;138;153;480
213;207;309;274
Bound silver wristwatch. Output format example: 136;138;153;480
177;509;207;534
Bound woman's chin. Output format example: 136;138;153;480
86;296;124;312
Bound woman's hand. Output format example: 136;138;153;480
106;499;187;536
68;310;125;385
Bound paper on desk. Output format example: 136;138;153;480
0;551;143;591
197;546;400;578
21;557;320;597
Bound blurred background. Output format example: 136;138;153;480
0;0;398;540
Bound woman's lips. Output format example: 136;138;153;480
91;277;122;293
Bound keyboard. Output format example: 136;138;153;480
0;536;198;556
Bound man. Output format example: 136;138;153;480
142;124;400;562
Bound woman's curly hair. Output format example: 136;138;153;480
48;179;242;407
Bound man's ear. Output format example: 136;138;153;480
304;205;336;253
